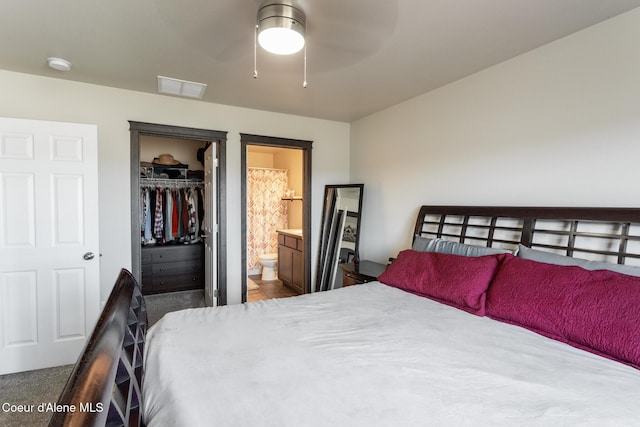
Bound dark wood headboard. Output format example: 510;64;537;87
414;206;640;266
49;269;147;427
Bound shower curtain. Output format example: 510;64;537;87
247;168;289;272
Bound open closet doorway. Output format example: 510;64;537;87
240;134;312;303
130;121;227;306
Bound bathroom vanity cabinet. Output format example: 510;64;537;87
277;231;304;294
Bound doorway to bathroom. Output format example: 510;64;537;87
240;134;312;303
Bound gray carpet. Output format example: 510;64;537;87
144;289;206;325
0;289;205;426
0;364;73;426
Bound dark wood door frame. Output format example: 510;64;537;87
240;133;313;303
129;121;228;305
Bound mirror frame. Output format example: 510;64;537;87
315;184;364;292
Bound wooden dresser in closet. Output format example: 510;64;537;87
141;243;204;294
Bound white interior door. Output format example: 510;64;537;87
203;144;218;306
0;117;99;375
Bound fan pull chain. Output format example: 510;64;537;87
303;44;307;88
253;25;258;79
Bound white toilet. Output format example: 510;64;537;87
258;253;278;281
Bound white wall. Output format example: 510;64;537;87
274;149;304;229
351;8;640;264
0;71;350;305
140;136;206;171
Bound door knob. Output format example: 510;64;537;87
83;252;95;260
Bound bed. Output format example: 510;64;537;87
52;206;640;426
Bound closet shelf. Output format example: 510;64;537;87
140;177;203;188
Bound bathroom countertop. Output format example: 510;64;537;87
277;229;303;239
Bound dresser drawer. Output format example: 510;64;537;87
278;233;302;250
141;249;153;263
342;273;361;287
151;274;203;292
143;244;203;263
141;244;204;295
155;245;202;262
284;235;300;250
152;260;202;276
340;261;387;287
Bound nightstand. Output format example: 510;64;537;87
340;261;387;286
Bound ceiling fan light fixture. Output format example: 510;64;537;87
257;3;306;55
258;26;305;55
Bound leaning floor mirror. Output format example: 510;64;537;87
315;184;364;292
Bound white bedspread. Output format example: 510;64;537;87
143;283;640;426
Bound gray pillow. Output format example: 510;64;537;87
517;244;640;277
412;236;512;257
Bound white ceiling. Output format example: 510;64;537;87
2;1;639;122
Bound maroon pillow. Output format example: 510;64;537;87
378;250;504;315
486;254;640;369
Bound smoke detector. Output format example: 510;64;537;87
47;57;72;72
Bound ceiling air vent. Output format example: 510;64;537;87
157;76;207;99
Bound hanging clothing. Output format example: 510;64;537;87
164;189;173;243
143;189;153;244
153;188;164;243
177;190;184;237
140;188;146;242
139;184;204;246
181;189;189;235
140;189;146;237
186;188;200;243
172;190;179;239
197;187;205;229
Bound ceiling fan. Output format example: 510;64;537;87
154;0;399;74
